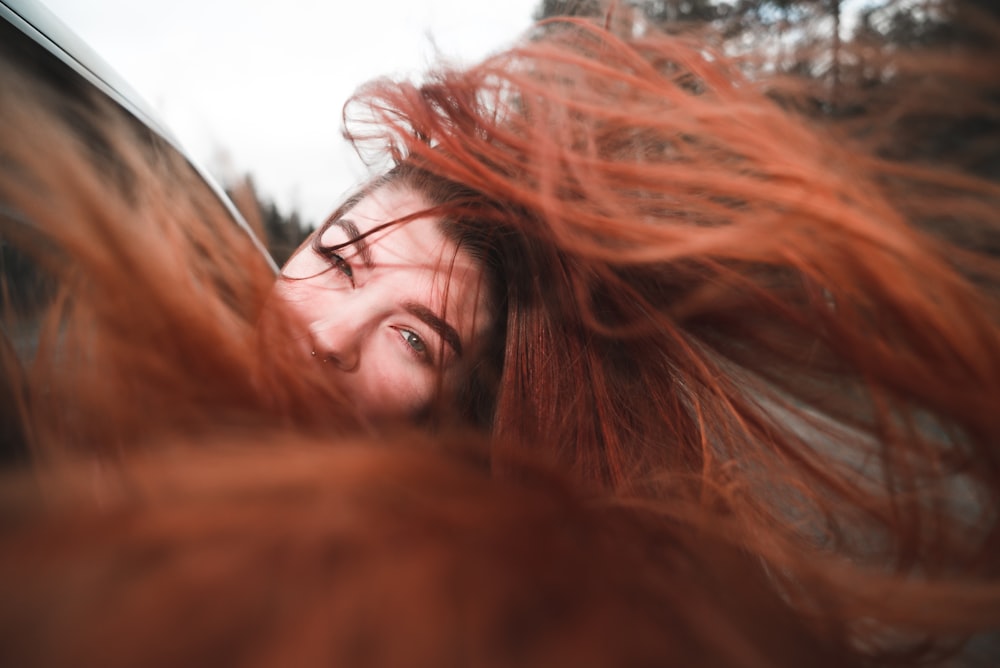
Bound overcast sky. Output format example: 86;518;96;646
39;0;541;226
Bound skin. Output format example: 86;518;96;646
275;185;492;418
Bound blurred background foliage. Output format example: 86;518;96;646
533;0;999;173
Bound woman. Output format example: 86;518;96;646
2;5;1000;665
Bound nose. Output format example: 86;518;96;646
311;329;362;371
309;315;365;373
311;347;359;371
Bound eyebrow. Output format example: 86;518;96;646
333;218;374;268
403;301;463;358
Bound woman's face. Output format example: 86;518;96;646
275;185;492;418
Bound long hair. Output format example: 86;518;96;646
2;5;1000;666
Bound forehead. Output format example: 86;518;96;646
344;186;442;248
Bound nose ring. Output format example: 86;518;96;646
311;350;330;363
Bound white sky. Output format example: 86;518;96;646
39;0;541;226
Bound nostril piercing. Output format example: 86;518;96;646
312;350;333;364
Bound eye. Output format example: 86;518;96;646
319;248;355;285
395;327;428;358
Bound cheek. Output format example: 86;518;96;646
353;336;434;417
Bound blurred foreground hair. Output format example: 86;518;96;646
0;438;854;668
